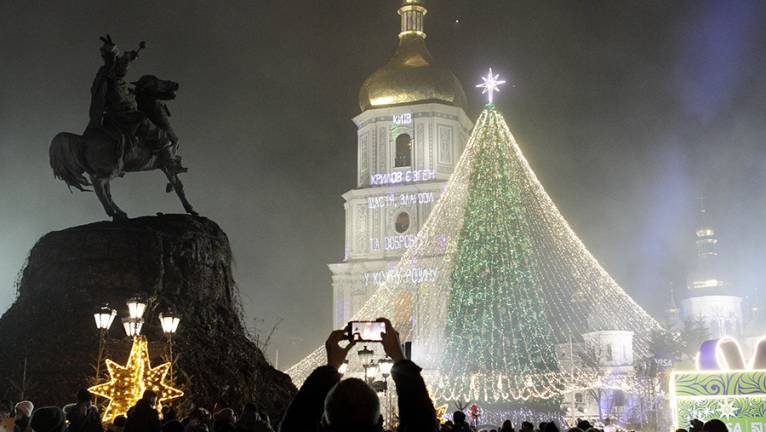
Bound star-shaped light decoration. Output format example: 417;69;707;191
427;388;449;424
718;399;738;418
475;68;506;105
90;336;183;422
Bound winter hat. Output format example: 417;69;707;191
15;401;34;418
76;388;93;403
30;406;65;432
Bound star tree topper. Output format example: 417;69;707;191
89;336;183;422
476;68;506;104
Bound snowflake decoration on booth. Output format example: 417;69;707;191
718;399;738;418
701;406;713;419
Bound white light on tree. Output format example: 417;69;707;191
475;67;506;104
159;312;181;335
94;305;117;330
126;297;147;320
122;317;144;337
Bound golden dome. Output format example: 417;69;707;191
358;1;467;112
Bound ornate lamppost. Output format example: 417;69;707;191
126;297;147;321
159;311;181;385
357;346;375;382
122;297;146;337
378;357;394;426
93;304;117;404
366;360;379;384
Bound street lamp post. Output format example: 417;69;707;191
123;296;146;337
378;357;394;427
126;297;147;320
159;311;181;385
357;346;375;382
122;317;144;337
366;361;379;383
93;305;117;405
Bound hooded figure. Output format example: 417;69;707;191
14;402;33;432
66;389;103;432
31;408;66;432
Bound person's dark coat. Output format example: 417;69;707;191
162;419;184;432
452;422;472;432
16;416;30;432
31;407;67;432
66;406;103;432
124;400;161;432
279;359;437;432
235;412;272;432
213;422;236;432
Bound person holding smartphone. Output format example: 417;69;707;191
279;318;438;432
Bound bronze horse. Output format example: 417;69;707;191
49;75;197;220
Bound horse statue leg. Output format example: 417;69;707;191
90;175;128;221
162;168;198;216
103;181;128;220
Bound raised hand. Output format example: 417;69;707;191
376;317;405;362
325;329;355;370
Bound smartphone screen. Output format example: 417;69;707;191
348;321;386;342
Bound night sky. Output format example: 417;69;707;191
1;1;766;367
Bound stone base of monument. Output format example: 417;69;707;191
0;214;295;419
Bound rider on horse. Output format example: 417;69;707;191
88;35;185;174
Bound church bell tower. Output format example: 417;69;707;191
328;0;473;328
680;197;743;338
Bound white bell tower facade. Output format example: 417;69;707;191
329;0;472;328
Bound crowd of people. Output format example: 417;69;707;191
1;319;733;432
0;389;275;432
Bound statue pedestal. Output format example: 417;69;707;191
0;214;294;417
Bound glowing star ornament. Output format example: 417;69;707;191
428;388;449;424
89;336;183;422
475;68;506;104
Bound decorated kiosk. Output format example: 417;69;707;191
671;337;766;432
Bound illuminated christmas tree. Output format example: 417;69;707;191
289;70;660;406
440;101;560;396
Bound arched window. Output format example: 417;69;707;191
395;212;410;233
395;134;412;168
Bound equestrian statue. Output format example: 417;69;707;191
50;35;197;220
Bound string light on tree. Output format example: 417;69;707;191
89;336;183;422
475;68;506;105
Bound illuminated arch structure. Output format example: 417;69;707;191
670;336;766;432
